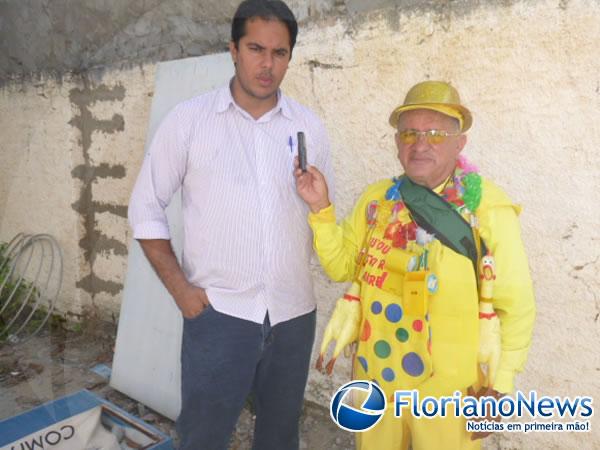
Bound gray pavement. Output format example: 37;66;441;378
0;324;354;450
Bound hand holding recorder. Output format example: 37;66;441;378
293;132;331;213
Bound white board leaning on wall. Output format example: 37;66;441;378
111;53;234;421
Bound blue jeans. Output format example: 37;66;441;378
176;306;316;450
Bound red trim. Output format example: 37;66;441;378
479;312;497;319
343;294;361;302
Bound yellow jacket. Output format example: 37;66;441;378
308;176;535;396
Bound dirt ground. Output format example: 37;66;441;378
0;322;354;450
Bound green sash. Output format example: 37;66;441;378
399;176;486;276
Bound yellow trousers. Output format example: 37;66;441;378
356;401;481;450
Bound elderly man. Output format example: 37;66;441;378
295;81;535;449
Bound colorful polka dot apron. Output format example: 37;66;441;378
354;199;435;391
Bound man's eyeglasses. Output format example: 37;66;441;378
397;129;462;145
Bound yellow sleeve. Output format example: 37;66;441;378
478;183;536;393
307;180;390;282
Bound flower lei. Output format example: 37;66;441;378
382;155;482;249
442;154;482;214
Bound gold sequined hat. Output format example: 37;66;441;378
388;81;472;132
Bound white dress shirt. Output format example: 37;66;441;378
129;84;334;325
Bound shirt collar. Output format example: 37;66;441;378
216;80;293;122
433;174;453;194
216;83;235;114
277;94;293;121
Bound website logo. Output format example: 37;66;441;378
330;380;387;432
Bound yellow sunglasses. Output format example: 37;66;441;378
398;129;462;145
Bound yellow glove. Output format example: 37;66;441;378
478;302;501;387
316;281;362;375
478;252;501;387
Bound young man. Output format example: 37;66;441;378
295;81;535;449
128;1;334;449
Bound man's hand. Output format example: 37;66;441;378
138;239;210;319
293;158;330;213
467;385;505;440
176;284;210;319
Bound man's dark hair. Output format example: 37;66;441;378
231;0;298;57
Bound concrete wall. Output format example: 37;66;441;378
1;0;599;447
0;0;339;83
